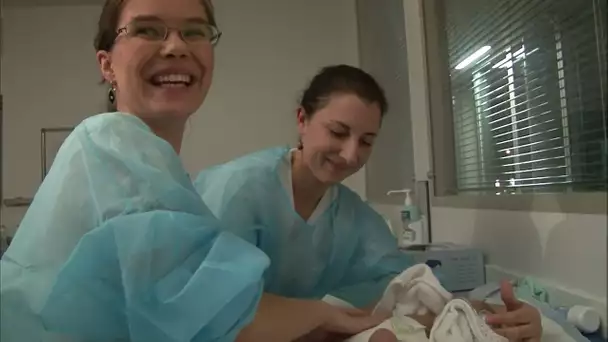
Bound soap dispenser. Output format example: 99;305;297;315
387;189;424;247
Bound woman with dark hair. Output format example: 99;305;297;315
196;64;400;306
196;64;543;341
196;64;406;340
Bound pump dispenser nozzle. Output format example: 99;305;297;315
387;189;413;207
387;189;420;222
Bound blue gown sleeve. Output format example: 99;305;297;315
331;196;414;307
0;113;269;342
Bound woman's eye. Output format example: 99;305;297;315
182;27;209;38
181;24;215;40
330;130;348;138
182;29;205;37
133;25;164;38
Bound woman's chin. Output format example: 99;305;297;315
149;101;200;119
314;169;348;185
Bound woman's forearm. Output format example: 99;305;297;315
236;293;327;342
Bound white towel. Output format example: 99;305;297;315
346;315;429;342
373;264;453;317
429;298;508;342
345;264;453;342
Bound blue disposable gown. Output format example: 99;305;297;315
195;147;413;307
0;113;269;342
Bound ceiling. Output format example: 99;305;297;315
3;0;102;7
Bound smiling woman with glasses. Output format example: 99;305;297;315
0;0;270;341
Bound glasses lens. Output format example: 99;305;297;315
180;23;219;43
128;21;167;40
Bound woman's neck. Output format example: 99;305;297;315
116;106;187;154
291;150;330;219
145;118;186;154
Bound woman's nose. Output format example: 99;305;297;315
160;31;189;58
339;140;359;166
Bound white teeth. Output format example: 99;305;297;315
153;74;192;84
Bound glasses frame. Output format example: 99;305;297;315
116;21;222;46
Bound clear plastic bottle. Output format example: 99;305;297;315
555;305;601;334
387;189;423;247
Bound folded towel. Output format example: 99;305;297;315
374;264;453;317
340;264;510;341
344;264;452;342
429;298;507;342
345;316;428;342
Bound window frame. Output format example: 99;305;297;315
422;0;607;215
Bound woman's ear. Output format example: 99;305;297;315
96;50;114;83
296;107;307;136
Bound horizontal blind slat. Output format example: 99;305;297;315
447;0;556;65
456;150;606;172
442;0;607;194
455;127;606;156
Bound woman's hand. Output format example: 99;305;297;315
485;281;543;341
295;305;388;342
320;303;388;335
238;294;384;342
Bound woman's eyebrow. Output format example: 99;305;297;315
130;15;208;24
185;17;209;24
328;121;377;137
328;121;349;130
131;15;163;22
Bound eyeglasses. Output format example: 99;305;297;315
116;20;222;46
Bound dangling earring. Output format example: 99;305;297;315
108;82;117;104
297;139;303;150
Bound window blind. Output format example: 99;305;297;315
442;0;607;194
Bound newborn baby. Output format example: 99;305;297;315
340;264;542;342
349;290;543;342
347;299;504;342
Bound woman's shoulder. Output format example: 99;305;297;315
75;112;153;137
335;184;385;221
222;146;291;170
196;146;290;186
335;183;364;204
61;112;192;193
68;112;160;150
75;111;179;158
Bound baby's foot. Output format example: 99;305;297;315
368;328;398;342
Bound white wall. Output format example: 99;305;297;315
355;0;416;204
182;0;361;171
2;5;107;233
1;1;363;234
432;208;607;297
379;0;607;327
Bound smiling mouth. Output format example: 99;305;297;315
149;73;195;88
326;158;348;171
